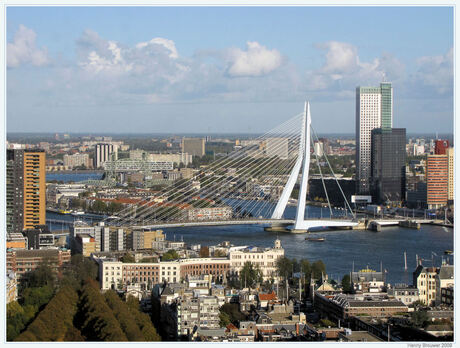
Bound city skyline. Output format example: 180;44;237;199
6;6;453;134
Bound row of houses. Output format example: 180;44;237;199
96;238;284;290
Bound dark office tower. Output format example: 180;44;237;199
435;140;449;155
7;149;46;233
370;128;406;204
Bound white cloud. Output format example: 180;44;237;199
414;48;453;94
317;41;359;74
136;37;179;59
11;28;451;110
77;30;132;74
226;41;282;77
307;41;406;97
7;25;49;68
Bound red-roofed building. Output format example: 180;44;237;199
258;291;278;309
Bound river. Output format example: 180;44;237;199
47;201;453;286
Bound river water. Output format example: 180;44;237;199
48;201;453;286
46;172;104;182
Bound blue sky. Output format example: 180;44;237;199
6;6;454;133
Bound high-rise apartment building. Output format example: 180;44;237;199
94;143;116;168
356;82;393;194
63;153;91;169
370;128;406;204
435;140;449;155
7;149;46;233
181;138;205;157
426;154;448;209
447;147;454;202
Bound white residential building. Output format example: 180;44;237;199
63;153;91;168
94;143;117;168
355;82;393;193
229;239;284;282
149;153;193;166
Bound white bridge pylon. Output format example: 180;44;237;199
271;101;358;232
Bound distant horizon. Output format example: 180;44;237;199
7;131;454;138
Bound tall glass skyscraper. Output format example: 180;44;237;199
355;82;393;194
370;128;406;204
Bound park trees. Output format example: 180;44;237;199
239;261;263;288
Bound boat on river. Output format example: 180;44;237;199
305;237;325;242
71;210;85;216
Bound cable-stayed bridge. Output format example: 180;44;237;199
105;102;358;233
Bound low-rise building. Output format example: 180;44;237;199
229;239;284;282
99;257;230;290
338;330;383;342
351;267;386;293
131;229;165;250
75;234;97;257
314;293;408;322
387;285;419;306
6;233;27;249
6;248;71;279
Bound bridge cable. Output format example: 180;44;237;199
311;126;356;219
144;118;301;223
150;121;302;224
110;113;302;226
311;132;333;218
106;113;302;224
136;116;303;225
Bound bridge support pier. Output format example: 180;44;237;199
264;223;291;232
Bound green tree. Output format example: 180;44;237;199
92;200;107;213
162;250;179;261
59;254;98;290
219;311;231;328
77;280;128;341
104;291;144;341
70;198;83;209
6;301;36;341
411;310;429;328
108;201;123;214
276;257;293;299
219;303;246;325
300;259;312;280
25;259;56;288
121;253;136;263
21;285;54;309
15;286;80;341
319;319;336;328
239;261;263;288
125;295;161;341
276;257;293;282
311;260;326;279
341;274;352;293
